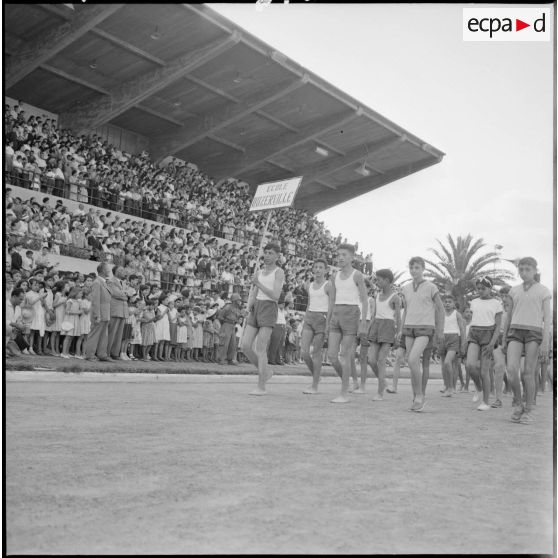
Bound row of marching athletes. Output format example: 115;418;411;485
240;240;551;423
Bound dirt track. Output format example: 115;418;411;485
6;373;554;554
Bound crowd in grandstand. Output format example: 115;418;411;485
4;101;372;365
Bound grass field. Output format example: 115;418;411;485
6;371;555;555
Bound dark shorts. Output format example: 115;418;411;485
369;318;396;345
402;327;434;344
303;311;327;336
330;305;360;336
439;333;460;358
468;326;496;347
507;328;543;346
247;300;278;329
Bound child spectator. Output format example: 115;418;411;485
60;286;82;358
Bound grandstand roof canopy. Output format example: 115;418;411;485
5;3;444;213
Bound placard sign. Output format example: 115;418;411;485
248;176;303;212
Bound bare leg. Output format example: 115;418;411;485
349;340;359;390
442;351;457;396
406;336;429;409
300;328;315;387
327;331;343;380
365;343;380;394
421;348;431;396
358;342;370;391
492;346;506;405
373;343;391;400
522;341;541;415
241;325;259;369
479;350;491;406
330;334;356;403
388;346;405;393
466;344;482;403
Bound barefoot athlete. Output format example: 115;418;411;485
439;295;467;398
326;243;368;403
400;256;444;412
301;259;331;394
503;257;551;424
241;243;285;396
465;277;503;411
365;269;401;401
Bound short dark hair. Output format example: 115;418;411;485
408;256;426;269
338;243;355;254
11;287;24;299
443;294;455;301
518;257;537;268
96;262;109;275
264;243;281;254
375;268;394;283
313;258;328;268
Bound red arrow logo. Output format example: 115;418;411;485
516;19;530;31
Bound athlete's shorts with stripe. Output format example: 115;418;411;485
439;333;460;358
247;300;278;329
507;327;543;346
303;311;327;336
368;318;396;345
468;325;496;347
330;304;360;336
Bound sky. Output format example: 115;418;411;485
211;2;555;286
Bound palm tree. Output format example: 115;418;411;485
424;234;514;310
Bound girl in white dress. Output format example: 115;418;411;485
50;281;67;356
61;287;82;358
167;299;178;360
74;288;91;359
153;293;170;361
25;278;48;355
176;307;189;361
42;276;55;355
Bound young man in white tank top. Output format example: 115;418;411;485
439;295;467;397
241;243;285;396
363;269;401;400
326;243;368;403
300;258;331;394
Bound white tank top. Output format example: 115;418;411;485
308;280;329;312
375;292;395;320
256;267;278;301
334;269;360;306
444;310;460;334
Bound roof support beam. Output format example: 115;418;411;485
41;63;110;95
58;32;241;135
296;157;441;213
255;110;298;132
135;105;184;127
6;4;124;89
225;109;361;179
183;75;239;103
294;134;406;182
207;134;245;153
38;4;169;67
91;28;167;67
150;76;307;161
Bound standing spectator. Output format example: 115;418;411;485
106;265;129;360
217;293;242;365
6;288;25;357
84;263;112;361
